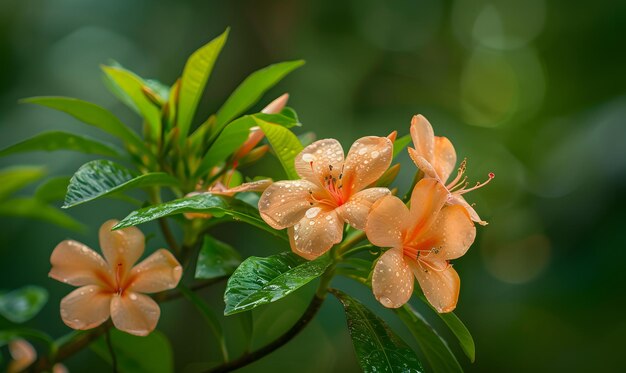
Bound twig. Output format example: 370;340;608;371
104;328;118;373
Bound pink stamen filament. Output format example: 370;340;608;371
308;161;346;206
115;262;123;295
446;158;494;195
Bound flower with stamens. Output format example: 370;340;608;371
408;114;494;225
49;220;182;336
259;136;394;259
365;178;476;312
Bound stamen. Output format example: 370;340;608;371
418;259;450;272
446;158;467;190
457;172;495;195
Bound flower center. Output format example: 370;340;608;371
403;245;449;273
307;162;346;207
446;159;494;196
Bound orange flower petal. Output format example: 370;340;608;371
433;136;457;183
407;148;439;180
8;339;36;373
49;240;110;287
336;187;391;229
288;209;343;260
365;195;409;249
60;285;111;330
259;180;320;229
405;179;449;243
342;136;393;194
294;139;344;183
128;249;183;294
449;194;487;226
372;248;414;308
411;261;460;313
212;179;272;196
110;292;160;336
409;114;435;163
420;205;476;261
99;220;145;271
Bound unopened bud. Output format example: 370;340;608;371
233;127;265;161
261;93;289;114
238;145;270;167
387;130;397;143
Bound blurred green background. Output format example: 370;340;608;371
1;0;625;372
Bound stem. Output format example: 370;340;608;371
158;217;180;255
104;328;118;373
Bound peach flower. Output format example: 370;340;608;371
259;136;393;259
365;178;476;312
408;115;493;225
7;339;67;373
49;220;182;336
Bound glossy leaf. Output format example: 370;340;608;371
0;131;121;158
224;252;331;315
215;60;304;129
395;304;463;373
21;97;152;162
331;289;423;373
393;134;411;159
114;193;286;241
35;176;71;202
254;109;301;129
254;117;303;179
92;329;173;373
0;197;84;231
0;286;48;323
0;166;46;201
102;66;162;141
63;160;178;208
103;61;170;111
195;235;242;279
178;29;229;143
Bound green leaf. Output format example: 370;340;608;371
0;166;46;201
254;117;303;179
254;110;302;128
178;29;229;143
330;289;423;373
63;160;179;208
102;66;162;141
0;286;48;323
0;197;84;231
35;176;71;202
103;61;170;111
0;131;121;158
21;96;154;163
91;329;173;373
224;252;331;315
195;235;242;279
215;60;304;129
114;193;286;241
395;304;463;373
393;134;411;159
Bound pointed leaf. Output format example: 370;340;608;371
0;166;46;201
195;235;242;279
0;286;48;323
0;197;84;231
224;252;331;315
392;134;411;159
215;60;304;129
178;29;229;143
63;160;179;208
0;131;121;158
254;117;303;179
395;304;463;373
330;289;423;373
35;176;71;202
91;329;173;373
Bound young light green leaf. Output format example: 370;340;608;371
330;289;424;373
63;160;178;208
35;176;71;202
102;66;162;141
178;29;229;143
195;235;242;279
0;131;121;158
0;166;46;201
215;60;304;129
103;60;170;111
254;117;303;180
0;286;48;323
393;134;411;159
91;329;173;373
224;252;331;315
395;304;463;373
0;197;84;232
254;110;301;128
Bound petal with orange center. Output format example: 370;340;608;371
342;136;393;194
418;205;476;261
49;240;111;288
405;179;449;244
259;180;321;229
7;339;36;373
60;285;111;330
365;195;409;249
336;187;391;230
128;249;183;294
409;114;435;163
407;148;440;180
433;136;457;183
372;248;414;308
99;220;145;272
294;139;344;183
288;209;343;260
449;194;487;226
411;261;460;313
110;292;160;336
